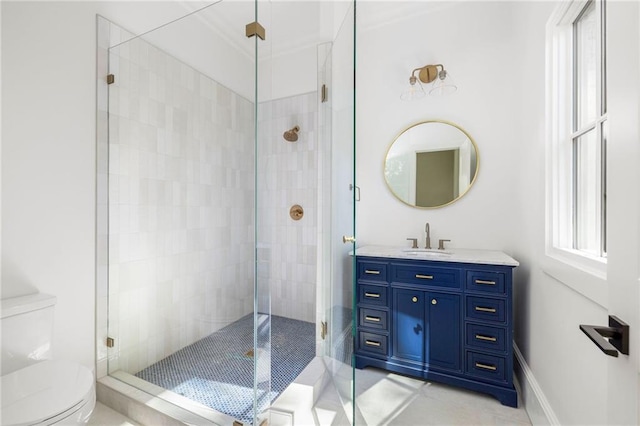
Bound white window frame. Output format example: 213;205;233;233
544;0;608;307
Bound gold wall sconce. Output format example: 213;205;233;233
400;64;457;101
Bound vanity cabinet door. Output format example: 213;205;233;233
392;288;425;363
392;288;461;372
426;291;461;372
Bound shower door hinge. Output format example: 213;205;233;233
245;21;266;40
321;321;328;340
321;84;328;102
349;184;361;201
106;337;115;348
107;74;115;85
233;421;267;426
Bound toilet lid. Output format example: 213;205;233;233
1;360;94;426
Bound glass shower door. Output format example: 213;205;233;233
319;1;357;423
254;0;273;424
104;1;273;423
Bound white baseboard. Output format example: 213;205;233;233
513;343;561;426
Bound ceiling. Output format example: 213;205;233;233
173;0;328;61
134;1;455;62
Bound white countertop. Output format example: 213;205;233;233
353;245;519;267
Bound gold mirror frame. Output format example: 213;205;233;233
383;120;480;209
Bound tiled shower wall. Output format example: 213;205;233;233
106;34;255;374
99;17;322;377
257;93;318;324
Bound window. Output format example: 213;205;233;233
547;0;607;268
573;0;607;256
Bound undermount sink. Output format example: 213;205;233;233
402;248;452;256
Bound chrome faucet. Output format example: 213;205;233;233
425;223;431;249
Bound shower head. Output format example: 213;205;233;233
283;126;300;142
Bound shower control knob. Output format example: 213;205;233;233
289;205;304;221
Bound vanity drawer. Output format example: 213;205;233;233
466;296;506;324
391;264;460;289
358;284;388;307
358;332;388;357
466;270;506;295
465;351;507;384
465;323;507;352
358;261;388;282
359;307;388;331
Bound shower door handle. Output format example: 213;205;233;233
343;236;356;244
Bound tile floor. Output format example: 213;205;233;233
354;368;531;426
88;402;139;426
90;368;531;425
134;314;315;424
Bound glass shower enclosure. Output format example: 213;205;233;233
99;1;356;424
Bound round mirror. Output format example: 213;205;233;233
384;120;479;208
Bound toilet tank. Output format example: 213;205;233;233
1;293;56;376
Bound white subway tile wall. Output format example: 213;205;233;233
257;92;318;323
98;20;321;376
107;35;255;374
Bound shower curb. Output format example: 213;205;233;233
98;357;333;425
97;375;233;425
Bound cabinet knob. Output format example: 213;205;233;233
431;299;437;305
412;296;418;303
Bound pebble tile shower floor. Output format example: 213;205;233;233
135;314;315;424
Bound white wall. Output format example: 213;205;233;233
356;2;636;425
3;1;100;369
0;2;3;284
356;1;522;252
257;0;350;101
510;1;640;424
260;46;319;101
1;0;246;371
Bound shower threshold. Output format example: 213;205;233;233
101;370;237;424
98;356;333;426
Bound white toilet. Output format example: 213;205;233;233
1;293;96;425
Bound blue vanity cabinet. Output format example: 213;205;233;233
355;255;518;408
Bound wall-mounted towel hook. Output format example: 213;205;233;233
579;315;629;357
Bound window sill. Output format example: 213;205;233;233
541;247;608;309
